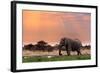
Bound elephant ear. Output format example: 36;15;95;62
60;38;65;44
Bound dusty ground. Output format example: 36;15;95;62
23;49;90;57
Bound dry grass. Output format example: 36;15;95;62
23;48;90;57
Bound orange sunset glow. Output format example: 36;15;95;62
23;10;91;45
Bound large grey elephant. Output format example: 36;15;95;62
58;37;82;56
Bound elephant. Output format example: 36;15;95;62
58;37;82;56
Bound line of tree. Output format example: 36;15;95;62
23;40;91;52
23;40;55;52
82;45;91;49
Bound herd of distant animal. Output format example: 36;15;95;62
23;37;90;56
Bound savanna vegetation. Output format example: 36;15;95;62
23;55;91;63
22;38;91;62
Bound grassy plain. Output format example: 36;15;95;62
23;54;91;63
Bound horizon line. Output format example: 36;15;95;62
23;42;91;46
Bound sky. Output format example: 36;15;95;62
23;10;91;45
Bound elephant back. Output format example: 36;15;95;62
74;39;82;47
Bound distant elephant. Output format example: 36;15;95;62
58;37;82;56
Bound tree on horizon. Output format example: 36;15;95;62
35;40;48;51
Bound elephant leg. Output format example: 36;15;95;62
59;49;62;56
67;44;71;56
77;50;81;55
67;50;70;56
